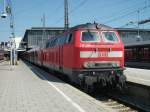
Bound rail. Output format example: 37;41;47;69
26;61;150;112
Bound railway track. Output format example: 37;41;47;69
96;93;146;112
95;94;138;112
91;82;150;112
66;79;150;112
26;61;150;112
56;74;150;112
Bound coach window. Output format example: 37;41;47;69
53;38;57;47
46;42;49;48
66;33;73;43
60;36;66;45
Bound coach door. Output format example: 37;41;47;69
59;36;65;72
59;46;63;71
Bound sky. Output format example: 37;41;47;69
0;0;150;42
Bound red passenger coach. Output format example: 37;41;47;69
24;23;125;90
124;42;150;68
0;50;4;60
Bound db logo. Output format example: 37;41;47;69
98;52;108;57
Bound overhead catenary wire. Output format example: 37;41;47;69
103;4;150;24
96;0;149;24
86;0;144;25
53;0;89;26
69;0;88;15
120;17;150;28
53;0;148;27
117;1;150;28
119;21;137;28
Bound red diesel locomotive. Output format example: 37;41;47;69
23;23;125;90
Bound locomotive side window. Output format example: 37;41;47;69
81;32;99;42
102;32;119;43
66;33;73;43
58;36;66;45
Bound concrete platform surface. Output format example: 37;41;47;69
0;61;114;112
125;67;150;86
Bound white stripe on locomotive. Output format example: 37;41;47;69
80;51;122;58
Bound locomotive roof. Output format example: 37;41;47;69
70;23;114;30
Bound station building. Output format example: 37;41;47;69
22;27;64;49
22;27;150;49
117;28;150;65
116;28;150;46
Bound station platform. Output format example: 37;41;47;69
124;67;150;86
0;60;114;112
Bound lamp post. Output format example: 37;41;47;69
41;13;46;48
136;10;141;41
137;10;140;39
1;0;7;18
1;0;16;65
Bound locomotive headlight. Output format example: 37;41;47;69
83;62;88;68
83;61;94;68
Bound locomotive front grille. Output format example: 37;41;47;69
83;61;120;68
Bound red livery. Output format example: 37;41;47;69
125;45;150;61
0;50;4;60
23;23;125;90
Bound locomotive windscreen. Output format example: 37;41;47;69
102;31;119;43
81;31;100;42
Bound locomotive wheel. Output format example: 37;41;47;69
83;83;94;94
79;77;94;94
115;75;127;92
79;79;85;90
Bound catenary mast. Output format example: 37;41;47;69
64;0;69;30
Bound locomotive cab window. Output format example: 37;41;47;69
102;31;119;43
81;31;100;42
66;33;73;43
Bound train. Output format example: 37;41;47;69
22;23;126;91
0;50;4;60
125;43;150;61
124;42;150;68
